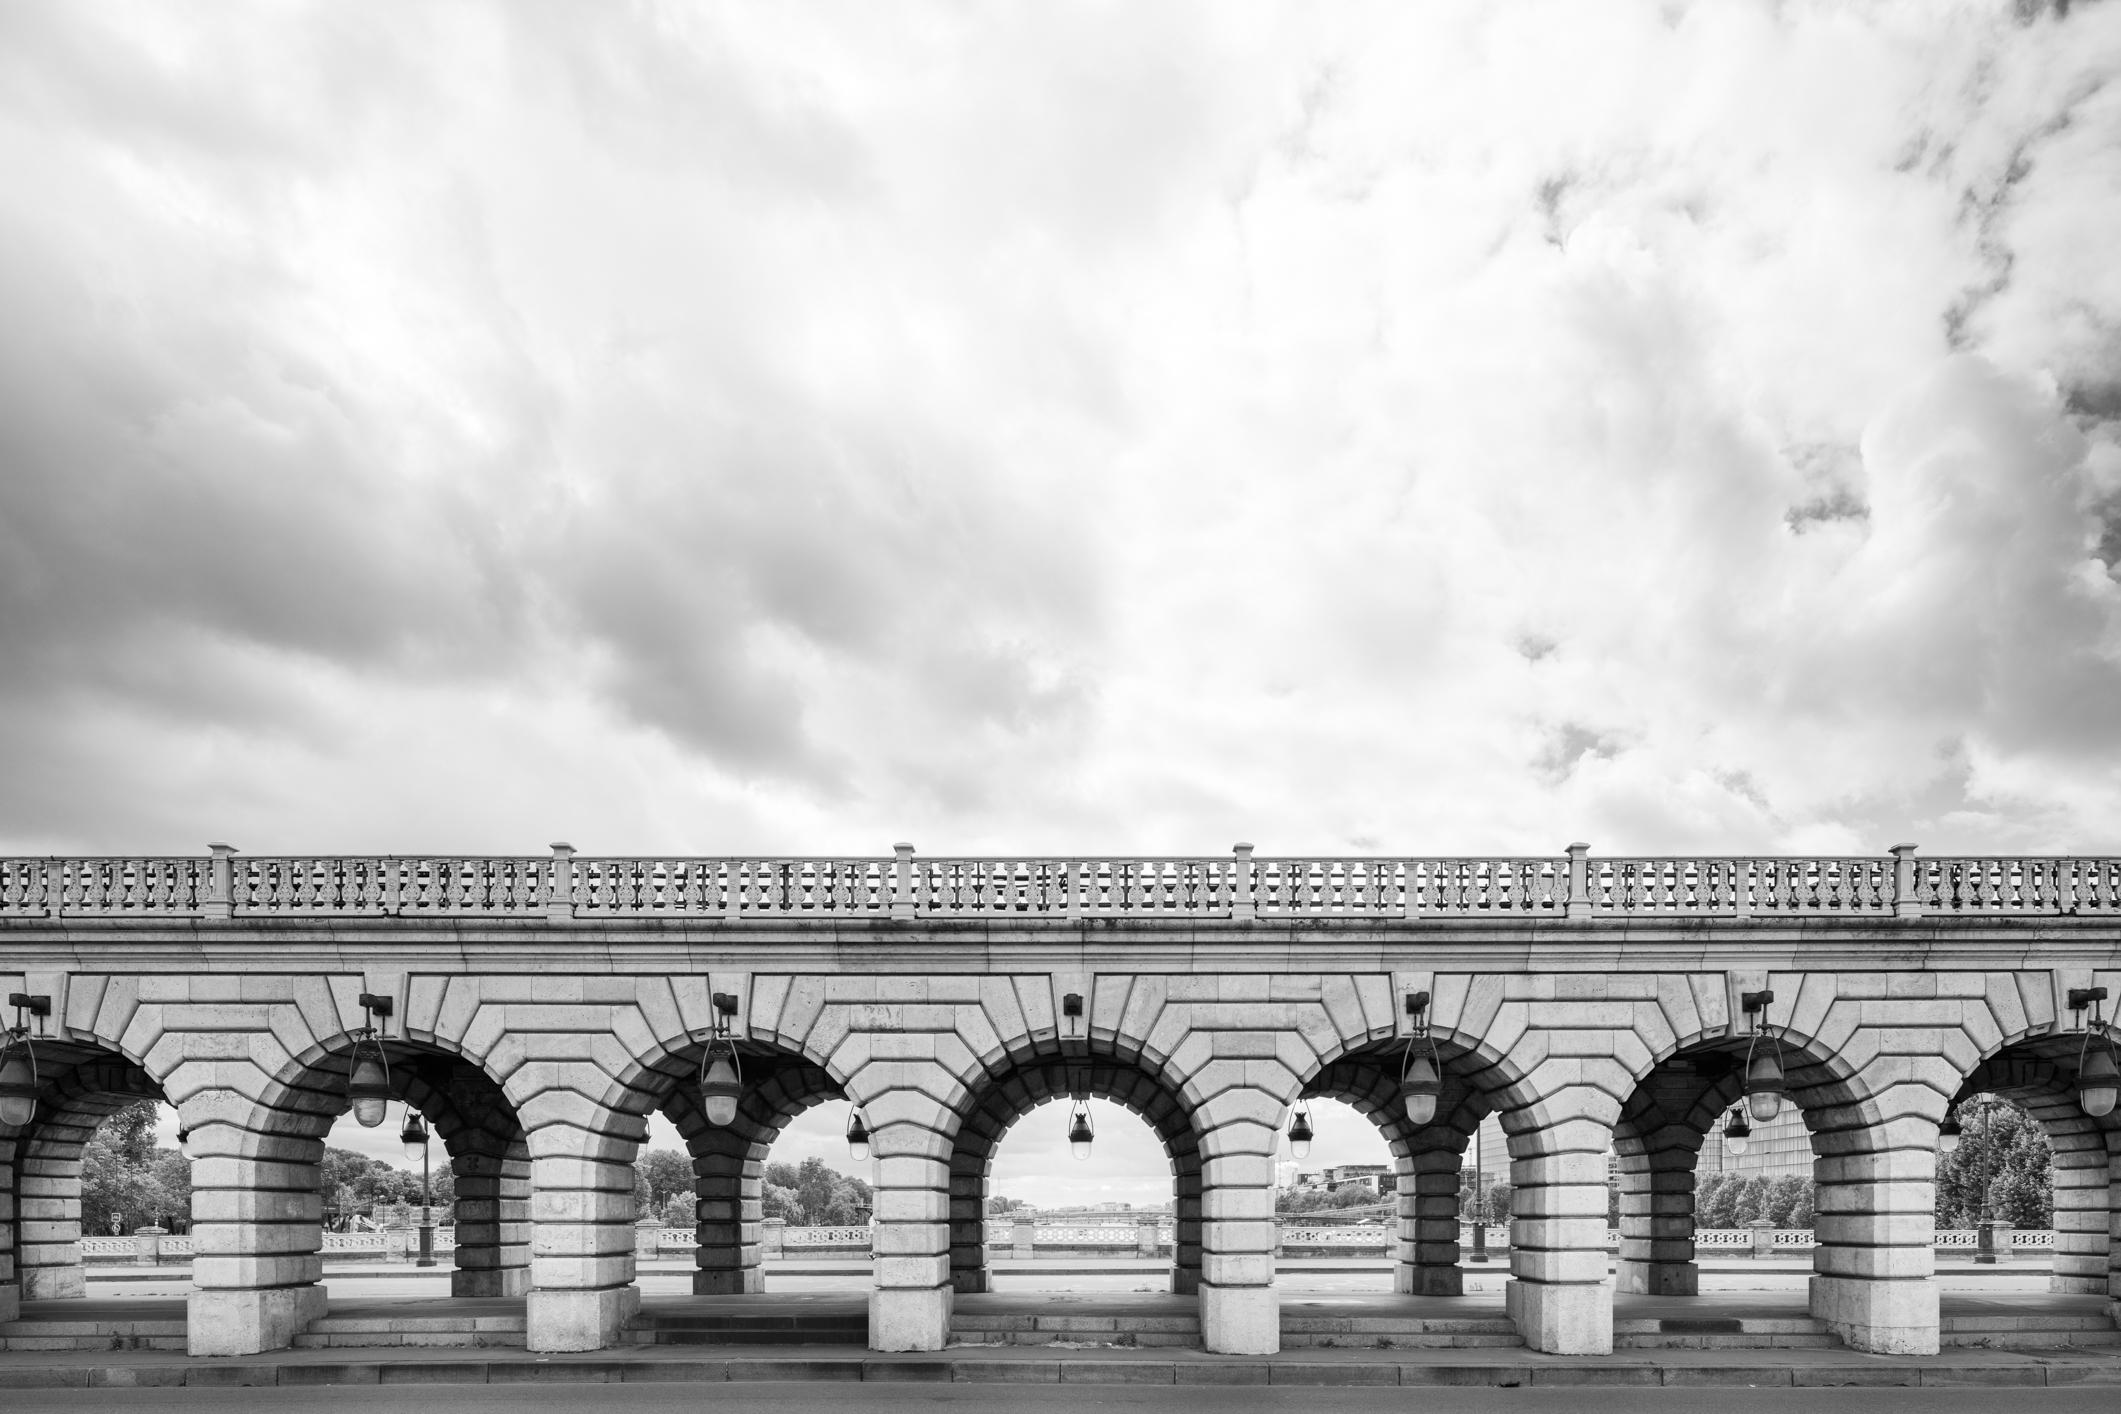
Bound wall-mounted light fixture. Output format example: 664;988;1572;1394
0;992;52;1128
845;1108;871;1162
1740;989;1785;1124
1067;1099;1095;1161
698;992;744;1126
1062;993;1083;1037
2068;987;2117;1119
1400;991;1442;1126
346;993;394;1128
1288;1102;1314;1160
1938;1108;1962;1156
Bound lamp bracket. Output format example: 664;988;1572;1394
710;992;739;1038
357;992;393;1018
1740;989;1774;1015
7;993;50;1018
2067;986;2109;1012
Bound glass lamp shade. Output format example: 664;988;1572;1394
699;1054;742;1127
0;1050;34;1128
347;1053;389;1128
1745;1050;1785;1122
1288;1108;1314;1161
1401;1049;1442;1126
1068;1105;1094;1161
845;1111;871;1163
1723;1109;1752;1157
1724;1131;1750;1157
2080;1044;2120;1119
399;1114;429;1163
1938;1116;1961;1155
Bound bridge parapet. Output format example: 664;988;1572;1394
4;845;2119;919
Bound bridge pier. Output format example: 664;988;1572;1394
185;1123;328;1358
524;1135;641;1353
1503;1104;1616;1356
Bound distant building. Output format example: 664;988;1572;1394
1702;1105;1811;1178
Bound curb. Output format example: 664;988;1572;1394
4;1356;2121;1390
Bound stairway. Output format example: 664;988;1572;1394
1940;1308;2121;1350
0;1299;187;1352
624;1308;867;1346
291;1308;525;1349
1613;1313;1841;1350
951;1308;1201;1347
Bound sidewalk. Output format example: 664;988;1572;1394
3;1338;2120;1391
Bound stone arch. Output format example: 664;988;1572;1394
1612;1022;1870;1299
1952;1039;2119;1295
945;1046;1205;1296
2;1041;171;1307
657;1042;847;1294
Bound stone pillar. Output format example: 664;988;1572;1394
635;1216;664;1260
761;1216;785;1258
1199;1139;1280;1355
866;1096;952;1352
1503;1104;1614;1356
0;1131;19;1323
1749;1220;1776;1258
691;1140;763;1295
947;1149;987;1292
1808;1097;1939;1355
1011;1217;1034;1259
132;1225;166;1266
1171;1153;1204;1295
451;1144;531;1298
1613;1139;1699;1295
1990;1221;2014;1262
187;1119;328;1357
384;1219;415;1263
2048;1132;2111;1293
525;1127;641;1353
15;1146;85;1299
1137;1218;1160;1258
1399;1142;1466;1295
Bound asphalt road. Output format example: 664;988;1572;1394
3;1387;2113;1412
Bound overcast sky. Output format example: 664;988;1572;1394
4;2;2120;860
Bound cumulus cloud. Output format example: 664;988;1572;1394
1;0;2118;858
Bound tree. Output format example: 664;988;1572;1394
636;1148;695;1215
82;1101;181;1235
1936;1095;2051;1228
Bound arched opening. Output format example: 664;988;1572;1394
1;1040;175;1313
1271;1096;1399;1290
654;1042;846;1295
1949;1043;2116;1299
1302;1038;1498;1298
947;1052;1203;1297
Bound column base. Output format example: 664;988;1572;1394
452;1267;532;1298
869;1285;952;1351
1809;1275;1938;1355
1170;1266;1200;1296
1396;1264;1464;1295
1506;1280;1613;1355
0;1282;18;1323
1616;1259;1698;1295
21;1267;86;1300
1200;1284;1279;1355
692;1268;764;1295
952;1269;989;1294
528;1286;641;1352
188;1285;328;1357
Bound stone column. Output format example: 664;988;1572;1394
525;1124;641;1353
1807;1091;1939;1355
450;1143;531;1298
14;1146;85;1299
1193;1073;1282;1358
691;1140;762;1295
0;1131;19;1323
1502;1102;1614;1356
1399;1141;1467;1294
862;1090;952;1351
2049;1132;2111;1292
1614;1139;1699;1295
761;1216;785;1258
1011;1216;1034;1259
947;1153;987;1292
1171;1158;1204;1294
1138;1218;1161;1258
186;1118;328;1357
635;1216;664;1261
132;1225;166;1266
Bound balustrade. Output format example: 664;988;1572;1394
4;846;2117;918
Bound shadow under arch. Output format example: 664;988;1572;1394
653;1040;847;1295
1612;1021;1878;1299
240;1032;536;1300
946;1045;1204;1296
2;1038;172;1311
1299;1031;1510;1297
1950;1037;2119;1295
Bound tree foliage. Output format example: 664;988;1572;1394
760;1156;873;1225
1936;1095;2051;1228
81;1101;188;1234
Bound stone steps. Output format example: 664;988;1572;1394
1940;1313;2121;1349
1614;1315;1842;1351
951;1311;1202;1348
290;1313;526;1349
623;1312;868;1347
0;1318;188;1352
1280;1314;1524;1350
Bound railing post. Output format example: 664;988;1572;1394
547;842;576;920
1890;843;1922;917
1231;842;1255;921
203;842;236;920
1565;842;1591;919
891;842;917;919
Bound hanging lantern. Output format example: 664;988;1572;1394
698;1041;743;1127
1068;1101;1095;1161
2080;1040;2119;1119
399;1110;430;1164
1740;989;1785;1123
0;1044;35;1129
347;1046;390;1128
1288;1104;1314;1160
845;1108;871;1162
1722;1106;1752;1157
1400;991;1443;1126
1938;1111;1961;1156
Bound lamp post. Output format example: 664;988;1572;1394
1470;1120;1488;1263
399;1110;434;1268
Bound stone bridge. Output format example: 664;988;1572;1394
0;844;2116;1359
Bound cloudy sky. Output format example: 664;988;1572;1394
4;1;2120;861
